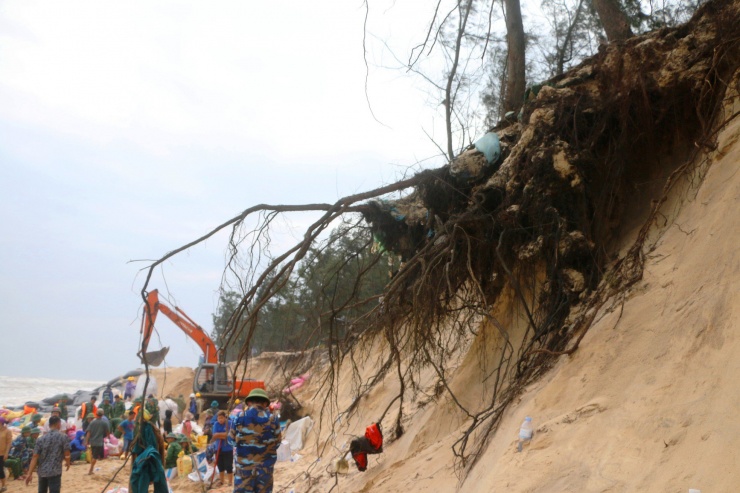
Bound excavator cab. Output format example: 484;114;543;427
194;363;233;395
140;289;265;408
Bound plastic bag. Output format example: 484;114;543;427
276;441;291;462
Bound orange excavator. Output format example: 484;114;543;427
139;289;264;407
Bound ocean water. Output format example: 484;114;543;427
0;376;105;407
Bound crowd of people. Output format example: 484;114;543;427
1;380;283;493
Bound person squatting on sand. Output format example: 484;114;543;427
68;431;85;462
85;409;110;475
163;433;181;469
229;388;282;493
25;416;71;493
5;426;33;479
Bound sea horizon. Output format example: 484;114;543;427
0;375;105;408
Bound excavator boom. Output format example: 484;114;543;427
138;289;266;404
140;289;218;365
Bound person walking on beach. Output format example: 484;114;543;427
117;411;136;461
85;409;110;475
0;417;13;493
24;416;71;493
230;389;281;493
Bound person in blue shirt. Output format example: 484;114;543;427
188;394;197;420
211;410;233;487
69;430;86;462
117;411;136;460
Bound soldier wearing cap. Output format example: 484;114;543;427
163;433;181;469
5;426;31;479
82;413;95;433
101;397;113;421
57;395;69;421
27;428;41;456
85;409;110;475
146;395;160;428
111;394;126;420
230;388;281;493
80;396;97;423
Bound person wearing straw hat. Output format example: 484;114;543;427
124;377;136;401
230;388;281;493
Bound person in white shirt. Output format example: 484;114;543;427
42;408;67;434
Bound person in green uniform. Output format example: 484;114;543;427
27;428;41;451
111;395;126;420
5;426;31;479
80;396;97;421
174;395;186;415
101;397;113;421
110;395;126;438
146;395;160;429
176;434;197;454
30;414;42;430
57;395;69;421
163;433;181;469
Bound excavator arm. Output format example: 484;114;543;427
139;289;219;366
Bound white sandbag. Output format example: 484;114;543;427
276;440;291;462
187;452;215;483
159;399;179;419
134;376;158;399
283;416;313;451
174;422;203;435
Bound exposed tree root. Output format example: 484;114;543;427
138;0;740;480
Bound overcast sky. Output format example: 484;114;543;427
0;1;475;380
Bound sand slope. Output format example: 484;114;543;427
263;93;740;492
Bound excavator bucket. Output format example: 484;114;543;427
140;347;170;367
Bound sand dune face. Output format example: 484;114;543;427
261;89;740;491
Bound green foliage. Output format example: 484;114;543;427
212;222;395;359
481;0;704;126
